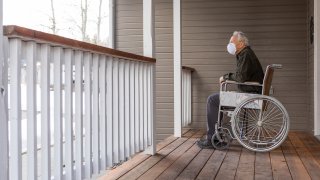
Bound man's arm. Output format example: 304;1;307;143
223;55;251;82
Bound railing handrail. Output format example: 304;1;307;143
3;25;156;63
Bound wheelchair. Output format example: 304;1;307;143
211;64;290;152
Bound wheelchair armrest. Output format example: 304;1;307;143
221;80;262;91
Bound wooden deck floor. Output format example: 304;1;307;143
99;129;320;180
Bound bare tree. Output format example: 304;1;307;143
81;0;88;41
49;0;57;34
95;0;103;44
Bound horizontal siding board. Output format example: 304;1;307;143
116;0;310;143
181;0;308;132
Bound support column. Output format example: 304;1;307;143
109;0;115;48
143;0;156;155
173;0;182;137
0;0;9;179
314;0;320;135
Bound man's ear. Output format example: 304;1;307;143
238;41;245;49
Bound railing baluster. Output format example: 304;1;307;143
53;46;63;180
135;62;140;152
106;57;113;167
139;62;144;150
74;50;84;180
182;70;185;126
0;36;9;180
65;49;74;179
9;38;22;180
124;61;130;158
119;60;125;161
181;68;193;127
84;52;92;179
26;41;37;180
129;62;136;154
143;63;148;149
147;64;152;146
99;55;107;170
40;44;51;180
188;72;192;125
113;59;119;163
92;54;100;174
185;71;188;125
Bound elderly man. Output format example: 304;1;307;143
197;31;264;149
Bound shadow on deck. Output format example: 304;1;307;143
99;129;320;180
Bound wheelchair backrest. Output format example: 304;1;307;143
262;64;282;96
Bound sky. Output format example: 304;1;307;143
3;0;110;44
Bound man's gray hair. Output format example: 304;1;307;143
233;31;249;46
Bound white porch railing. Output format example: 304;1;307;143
181;66;193;127
1;25;156;180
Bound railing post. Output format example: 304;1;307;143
143;0;156;154
0;0;9;178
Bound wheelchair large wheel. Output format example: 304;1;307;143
231;95;289;152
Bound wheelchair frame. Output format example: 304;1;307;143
212;64;290;152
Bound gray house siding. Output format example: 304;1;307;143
116;0;175;143
182;0;309;131
116;0;310;143
116;0;143;55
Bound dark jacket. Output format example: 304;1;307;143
223;46;264;93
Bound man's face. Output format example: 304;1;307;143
229;35;244;53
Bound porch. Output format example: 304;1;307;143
100;129;320;180
1;0;320;179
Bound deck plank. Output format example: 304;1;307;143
235;148;255;180
117;129;198;180
196;149;227;180
99;131;320;180
157;141;203;180
100;129;190;180
137;130;204;180
289;132;320;179
215;142;242;180
281;139;311;180
175;148;214;180
298;132;320;165
270;147;292;180
254;152;273;180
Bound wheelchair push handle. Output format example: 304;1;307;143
270;64;282;69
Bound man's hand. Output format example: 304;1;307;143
219;76;225;83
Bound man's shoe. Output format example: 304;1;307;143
196;139;215;149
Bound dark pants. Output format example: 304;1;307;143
207;93;220;140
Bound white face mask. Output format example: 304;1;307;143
227;43;237;55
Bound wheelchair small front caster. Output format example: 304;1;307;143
211;131;231;150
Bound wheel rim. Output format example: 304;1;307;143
211;131;230;150
231;95;289;152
